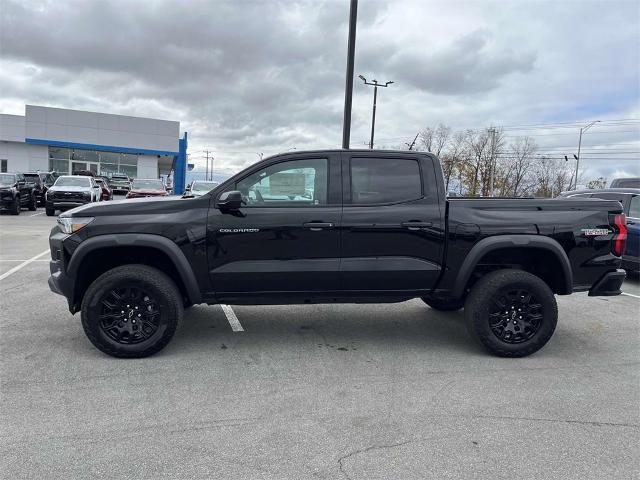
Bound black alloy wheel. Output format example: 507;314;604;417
487;289;543;344
99;287;161;345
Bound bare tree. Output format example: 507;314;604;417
586;177;608;189
504;136;537;196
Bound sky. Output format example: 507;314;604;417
1;0;638;183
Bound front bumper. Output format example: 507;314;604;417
48;230;77;313
588;269;626;296
46;199;90;210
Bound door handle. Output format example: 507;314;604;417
401;221;433;231
303;222;334;231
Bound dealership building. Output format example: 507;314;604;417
0;105;188;193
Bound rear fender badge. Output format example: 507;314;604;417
219;228;260;233
581;228;611;236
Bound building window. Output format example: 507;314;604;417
1;159;7;173
47;147;140;178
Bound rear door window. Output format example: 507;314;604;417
350;157;422;205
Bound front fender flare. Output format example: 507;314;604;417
451;235;573;298
67;233;202;304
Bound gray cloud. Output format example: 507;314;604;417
0;0;638;179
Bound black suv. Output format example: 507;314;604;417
0;173;37;215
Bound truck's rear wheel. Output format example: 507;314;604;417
81;265;183;358
421;296;464;311
464;269;557;357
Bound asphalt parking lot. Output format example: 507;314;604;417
1;206;639;479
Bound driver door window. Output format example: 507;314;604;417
236;158;328;207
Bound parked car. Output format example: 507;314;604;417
125;179;169;199
0;172;37;214
48;150;626;359
94;176;113;201
109;174;132;194
610;177;640;189
184;180;220;198
559;188;639;274
22;172;46;206
39;171;60;201
45;175;102;216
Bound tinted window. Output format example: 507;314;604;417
236;158;328;206
611;178;640;189
629;196;640;218
350;157;422;204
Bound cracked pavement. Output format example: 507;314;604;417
1;212;639;479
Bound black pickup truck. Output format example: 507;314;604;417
48;150;627;358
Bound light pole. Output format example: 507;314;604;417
573;120;600;190
359;75;393;149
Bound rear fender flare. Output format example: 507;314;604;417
452;235;572;298
67;233;202;304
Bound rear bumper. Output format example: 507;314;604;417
588;269;626;296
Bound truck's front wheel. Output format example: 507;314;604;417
464;269;557;357
81;265;183;358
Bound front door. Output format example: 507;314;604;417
208;153;342;299
339;152;445;294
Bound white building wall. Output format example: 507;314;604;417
0;114;48;172
137;155;159;178
25;105;179;153
0;141;48;172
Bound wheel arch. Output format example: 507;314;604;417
67;234;202;308
452;235;573;298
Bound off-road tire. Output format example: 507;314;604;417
45;207;55;216
464;269;557;357
28;193;37;211
81;265;183;358
421;296;464;311
11;196;20;215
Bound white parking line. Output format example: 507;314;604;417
29;212;44;217
221;304;244;332
621;292;640;300
0;249;50;281
0;259;49;262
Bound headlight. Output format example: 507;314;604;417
57;216;94;234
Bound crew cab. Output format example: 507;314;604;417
48;150;627;358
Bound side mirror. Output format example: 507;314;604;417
217;190;243;211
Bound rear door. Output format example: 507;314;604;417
339;152;445;294
208;153;342;298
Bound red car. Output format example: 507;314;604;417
125;179;169;199
94;177;113;201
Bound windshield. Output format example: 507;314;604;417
23;174;40;182
132;180;164;190
0;174;16;185
192;181;219;192
54;176;91;187
111;175;128;180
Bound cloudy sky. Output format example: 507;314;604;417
1;0;638;182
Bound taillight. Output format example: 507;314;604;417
611;213;627;256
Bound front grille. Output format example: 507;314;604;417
54;191;86;200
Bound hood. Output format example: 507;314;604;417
65;195;204;217
48;185;92;192
0;182;15;189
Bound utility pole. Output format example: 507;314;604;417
203;150;213;181
488;127;497;197
341;0;358;149
573;120;600;190
359;75;393;149
405;132;419;151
